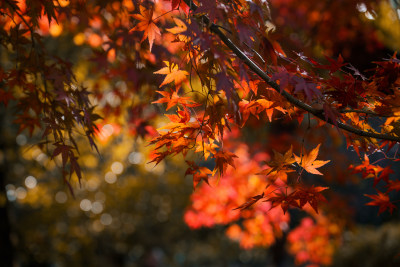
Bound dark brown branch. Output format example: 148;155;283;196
183;0;400;142
338;109;399;118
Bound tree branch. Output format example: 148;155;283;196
183;0;400;143
338;108;399;118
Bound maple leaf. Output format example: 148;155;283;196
192;171;211;190
260;37;278;66
233;193;265;211
185;161;212;189
376;166;394;185
237;22;255;47
152;89;200;110
215;72;234;99
195;0;219;21
292;76;322;102
365;191;396;215
318;54;347;74
239;98;285;126
271;68;292;91
166;17;187;35
165;108;190;123
195;139;218;160
148;151;171;166
235;79;259;96
130;5;160;51
349;155;392;187
294;144;330;175
266;191;301;214
69;156;82;181
323;102;339;127
257;146;295;177
294;186;328;214
52;142;74;167
386;180;400;192
170;0;180;10
154;61;189;88
163;0;189;12
255;99;284;122
213;150;238;176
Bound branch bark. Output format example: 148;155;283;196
183;0;400;143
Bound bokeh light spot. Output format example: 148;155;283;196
91;201;103;214
111;161;123;174
105;172;117;184
55;191;68;204
128;152;143;164
16;134;27;146
80;199;92;211
100;213;112;225
15;187;27;200
25;176;37;189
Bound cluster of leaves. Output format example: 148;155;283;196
139;0;400;216
129;0;400;264
350;154;399;214
0;0;102;190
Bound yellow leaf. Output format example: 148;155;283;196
294;144;330;175
154;61;189;88
129;5;160;51
166;18;187;34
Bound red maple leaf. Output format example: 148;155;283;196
266;191;301;214
350;155;392;187
294;186;328;214
130;5;160;51
318;54;347;74
365;191;396;215
292;76;322;102
195;0;219;21
213;150;238;176
386;180;400;193
184;161;212;189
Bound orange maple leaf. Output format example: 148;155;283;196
349;155;392;187
152;89;200;110
256;146;295;177
184;161;212;189
130;5;160;51
154;61;189;88
165;108;190;123
294;144;330;175
166;17;187;34
195;139;218;160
